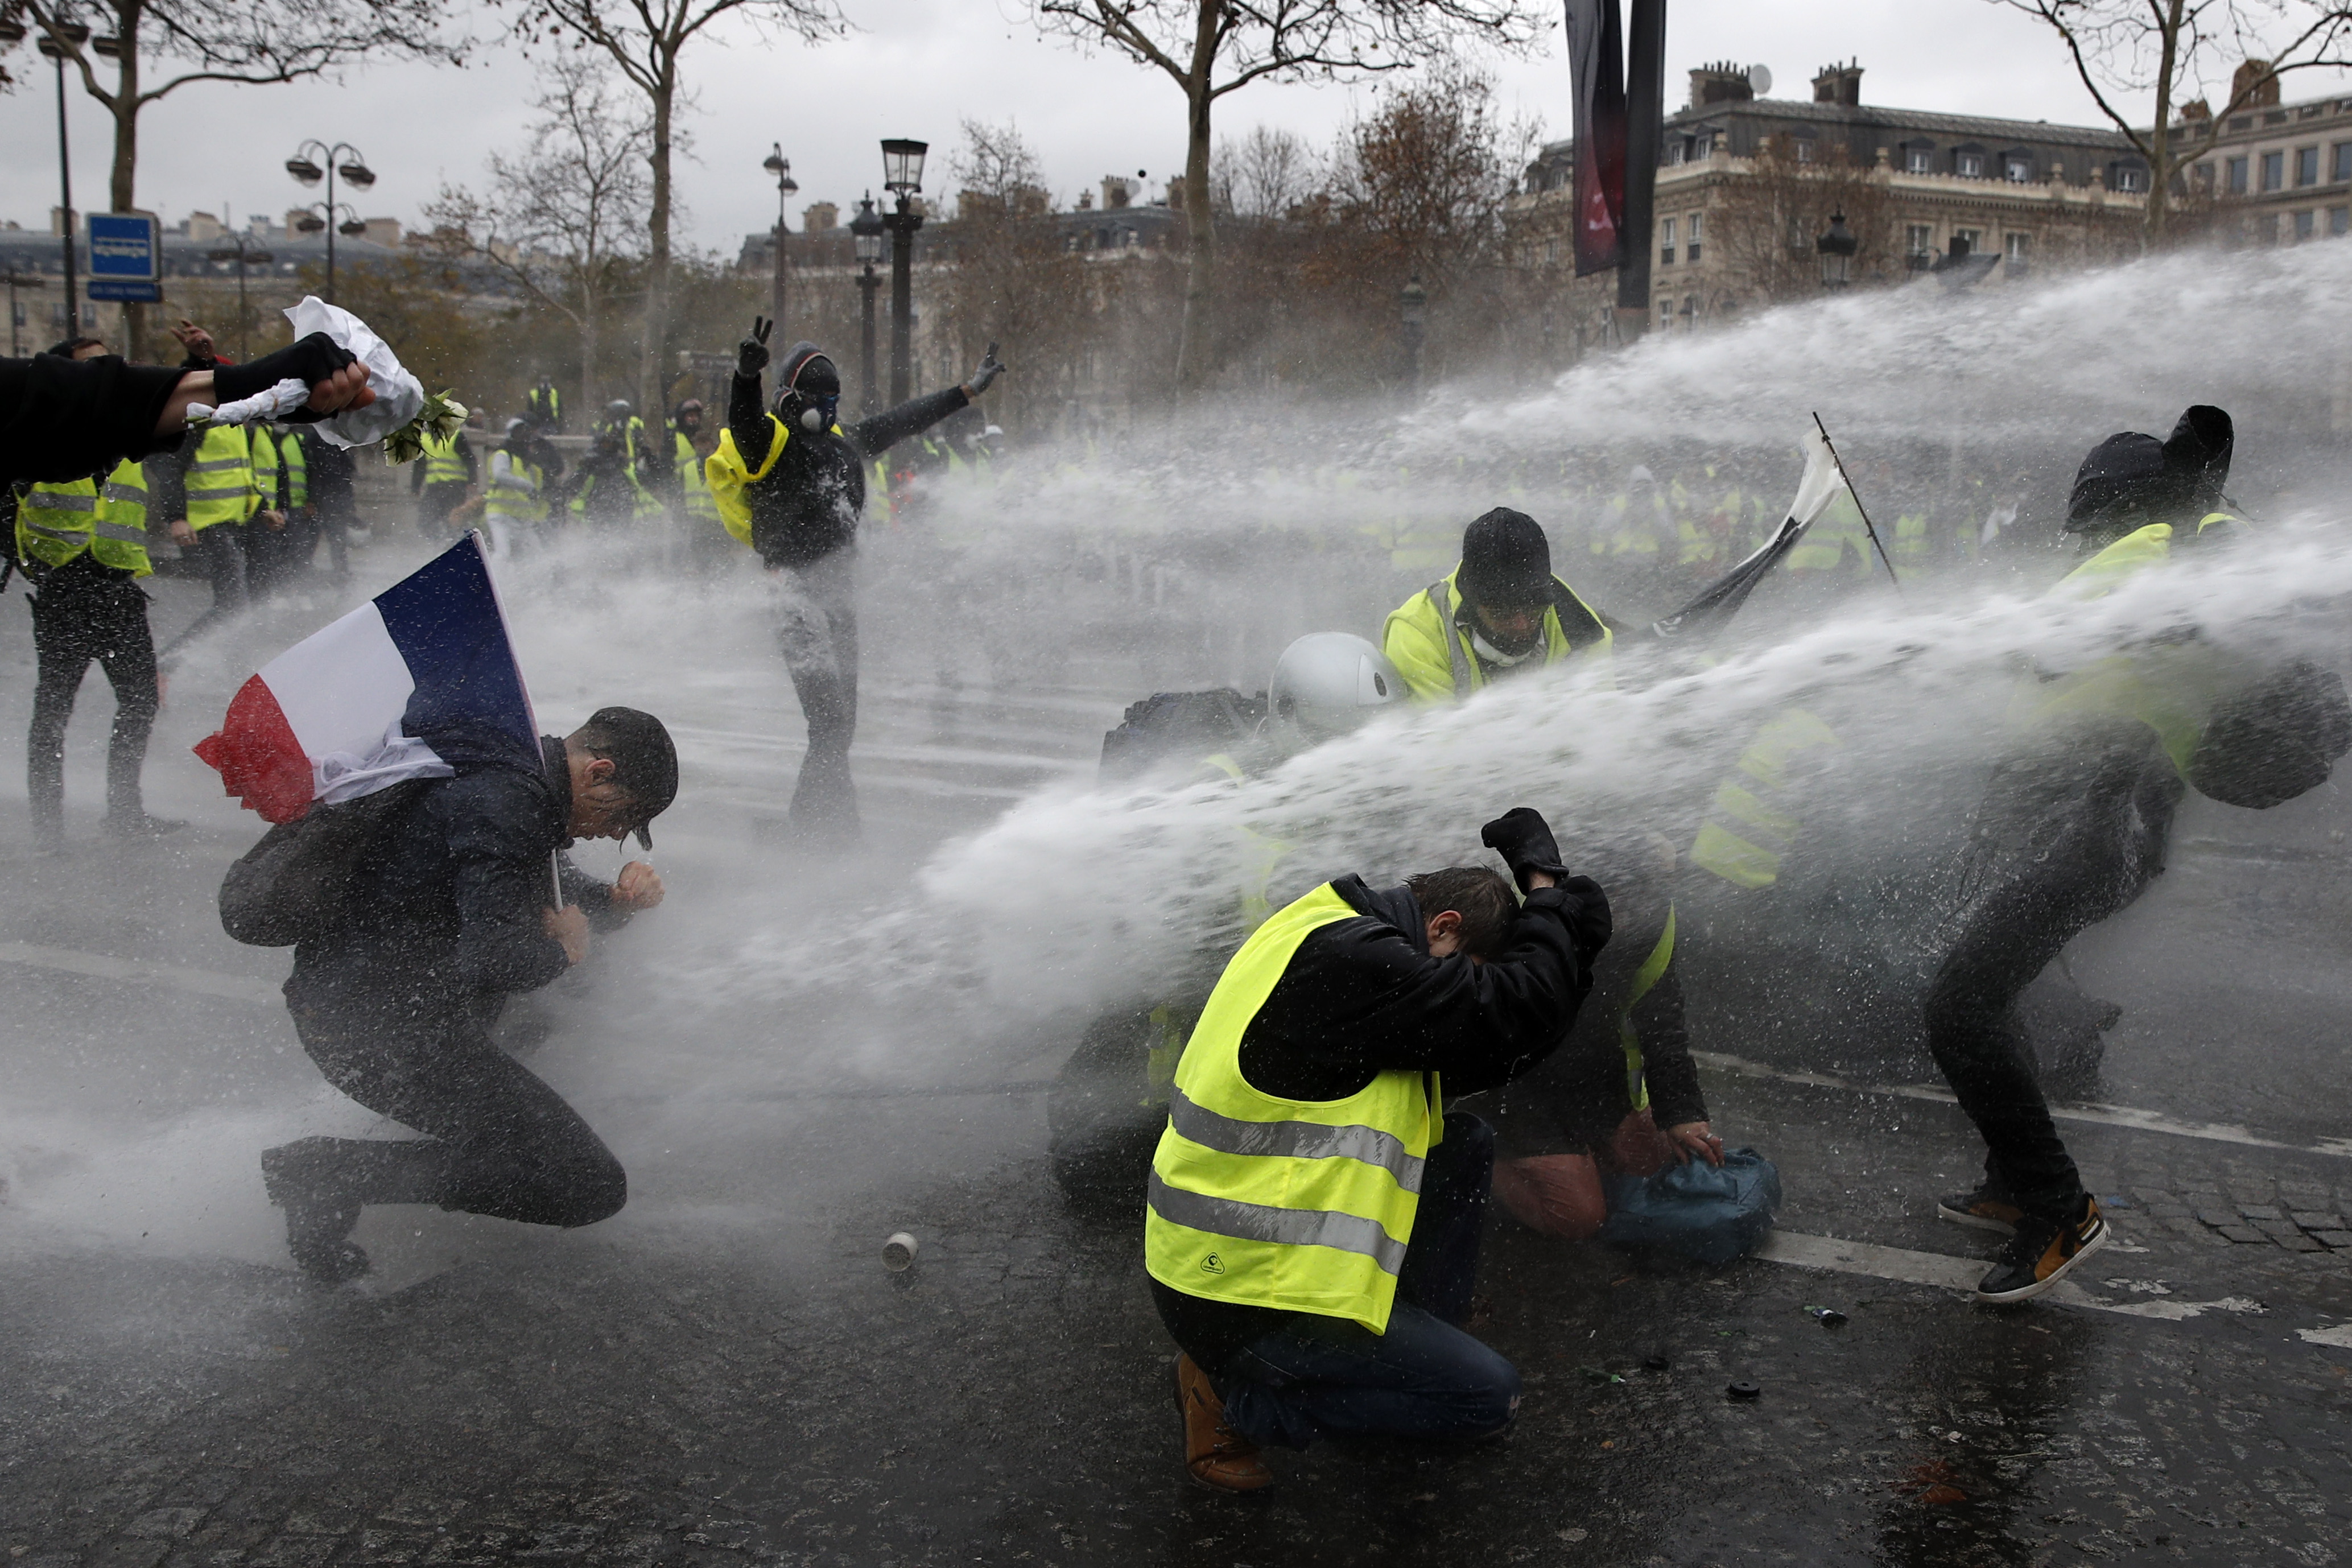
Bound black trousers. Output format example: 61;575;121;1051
26;563;157;832
283;996;627;1228
160;522;249;656
1924;723;2184;1221
770;547;860;837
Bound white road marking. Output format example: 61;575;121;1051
0;940;283;1008
2297;1323;2352;1348
1756;1229;2275;1325
1694;1049;2352;1160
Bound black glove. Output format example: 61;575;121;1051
965;341;1006;396
213;332;356;420
738;316;773;378
1479;806;1571;895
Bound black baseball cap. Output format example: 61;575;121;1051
580;706;678;849
1458;507;1556;610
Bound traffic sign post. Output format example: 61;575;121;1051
86;212;162;304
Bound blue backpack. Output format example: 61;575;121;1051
1596;1147;1782;1265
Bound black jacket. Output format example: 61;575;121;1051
286;735;618;1025
727;350;968;570
0;354;185;490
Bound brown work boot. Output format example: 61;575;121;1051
1174;1354;1273;1493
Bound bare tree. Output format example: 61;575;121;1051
423;56;653;421
1030;0;1545;390
1998;0;2352;236
951;117;1054;219
1703;136;1897;305
502;0;846;415
1214;125;1317;217
1324;65;1519;288
16;0;465;350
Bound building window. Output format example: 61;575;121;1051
1794;137;1815;163
2296;208;2317;240
1686;211;1702;263
2297;146;2321;185
1957;150;1985;178
2262;150;2285;191
2111;164;2147;192
1660;216;1676;265
1544;237;1559;265
2194;162;2215;188
2227;156;2250;193
1905;223;1933;259
1658;299;1673;327
2332;206;2350;236
2005;154;2032;181
2334;142;2352;182
2230;115;2252;131
1906;145;1933;174
2005;232;2031;262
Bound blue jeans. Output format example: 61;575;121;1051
1218;1113;1520;1450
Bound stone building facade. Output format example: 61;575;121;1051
2177;69;2352;245
1505;61;2150;349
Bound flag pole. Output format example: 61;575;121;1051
551;851;565;909
1811;411;1902;593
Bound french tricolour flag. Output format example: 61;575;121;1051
195;533;540;823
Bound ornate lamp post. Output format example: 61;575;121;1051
1816;211;1858;290
1398;274;1427;396
206;234;277;361
849;193;885;416
762;144;797;333
880;138;928;407
34;19;91;336
286;141;376;303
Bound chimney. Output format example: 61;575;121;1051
1687;61;1753;110
186;210;224;242
2231;59;2280;108
1812;60;1863;107
362;217;401;247
1101;176;1131;209
801;200;839;232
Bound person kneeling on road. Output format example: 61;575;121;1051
260;707;678;1283
1146;807;1611;1492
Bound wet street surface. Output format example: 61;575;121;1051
3;533;2351;1566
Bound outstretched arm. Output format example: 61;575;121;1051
844;385;968;458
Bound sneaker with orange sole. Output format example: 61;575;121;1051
1974;1195;2108;1304
1174;1354;1273;1493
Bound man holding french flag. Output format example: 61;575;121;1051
196;533;678;1284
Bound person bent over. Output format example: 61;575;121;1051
1146;808;1611;1491
260;708;678;1283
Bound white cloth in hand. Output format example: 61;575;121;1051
282;295;426;449
185;378;310;427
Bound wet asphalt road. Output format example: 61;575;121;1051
3;526;2351;1567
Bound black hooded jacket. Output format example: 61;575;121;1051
728;340;969;569
286;733;619;1024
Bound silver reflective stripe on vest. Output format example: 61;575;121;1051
28;490;97;514
1430;579;1472;697
1167;1085;1425;1195
23;520;88;544
94;519;148;543
102;481;144;505
1147;1171;1409;1276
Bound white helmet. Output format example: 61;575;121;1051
1269;633;1404;743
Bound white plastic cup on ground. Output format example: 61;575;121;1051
883;1232;918;1272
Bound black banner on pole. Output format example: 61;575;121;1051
1616;0;1668;320
1563;0;1628;277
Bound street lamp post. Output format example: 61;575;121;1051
849;194;885;416
35;20;91;339
1398;274;1427;397
762;145;798;336
1815;211;1858;290
286;141;376;304
880;138;928;407
206;235;277;361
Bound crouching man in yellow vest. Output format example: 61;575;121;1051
1147;807;1612;1492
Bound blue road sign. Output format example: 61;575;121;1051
87;279;163;303
87;213;159;282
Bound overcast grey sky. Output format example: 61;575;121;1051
3;0;2343;257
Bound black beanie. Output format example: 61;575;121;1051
1458;507;1554;609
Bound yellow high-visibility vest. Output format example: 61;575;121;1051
15;459;151;576
422;432;469;488
1145;882;1441;1335
183;424;258;531
676;431;719;525
1381;566;1614;704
